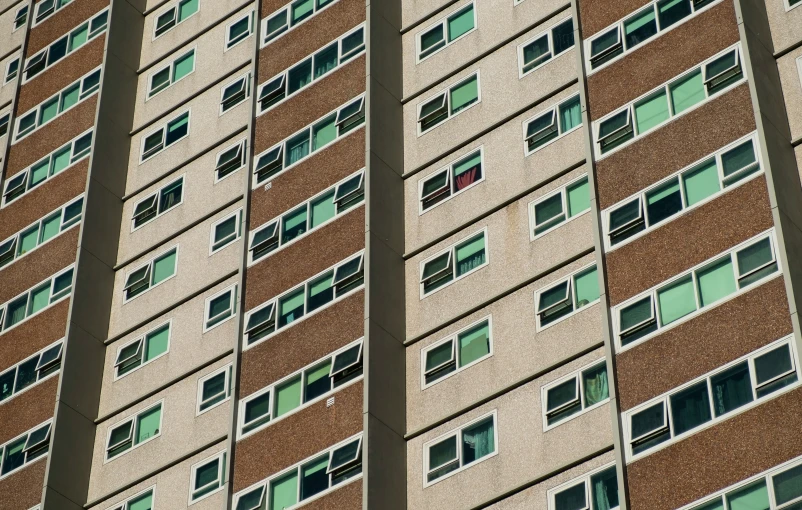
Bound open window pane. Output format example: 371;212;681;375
657;276;696;325
547;378;580;424
534;193;564;235
428;435;458;481
598;109;633;152
620;296;657;345
704;50;742;94
527;110;558;151
631;402;669;454
425;341;455;383
421;170;450;210
207;291;234;327
590;27;623;67
736;238;777;287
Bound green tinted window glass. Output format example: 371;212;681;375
450;76;478;114
301;456;329;500
60;84;79;111
726;481;769;510
178;0;199;21
312;117;336;150
152;250;176;284
69;25;88;51
447;6;474;41
135;405;161;443
275;376;302;417
310;190;335;228
420;25;444;54
19;227;38;254
559;96;582;132
173;51;194;81
308;273;333;303
773;465;802;506
670;70;704;115
40;214;60;243
574;266;599;307
128;491;153;510
635;91;669;134
30;159;49;185
683;160;720;206
29;285;50;314
455;234;485;276
453;152;481;180
697;258;736;307
40;98;59;124
278;287;304;326
291;0;313;24
689;500;725;510
657;276;696;324
458;321;490;366
282;207;307;243
144;325;169;361
567;178;590;217
51;146;71;175
304;361;331;401
270;471;299;510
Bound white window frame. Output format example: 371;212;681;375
417;147;484;215
13;5;28;32
534;262;600;331
107;486;156;510
0;339;64;406
260;0;342;48
547;461;618;510
419;227;489;299
602;132;763;251
248;169;365;266
104;401;164;463
415;1;477;64
541;359;609;431
585;0;725;75
0;420;53;481
420;316;492;389
214;139;247;182
422;410;498;487
139;110;191;163
146;47;196;99
130;175;185;232
112;321;172;381
4;56;20;84
203;285;237;332
528;174;591;240
522;94;583;156
219;71;251;115
225;10;254;50
624;336;800;462
0;265;75;337
517;16;574;78
593;43;745;159
189;451;226;504
417;71;481;136
152;0;199;40
788;0;802;12
32;0;74;28
196;364;233;415
122;245;179;304
209;209;243;255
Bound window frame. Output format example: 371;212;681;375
107;486;156;510
203;285;238;333
0;339;64;405
112;321;172;381
4;56;20;84
522;94;583;156
196;364;233;415
0;420;53;481
260;0;342;48
547;461;618;510
422;410;498;487
32;0;74;28
146;47;196;99
415;1;477;64
225;10;254;50
104;401;164;463
420;316;493;389
152;0;199;40
130;175;185;232
517;16;575;78
209;209;243;255
219;71;251;115
541;359;610;431
419;228;489;299
528;174;591;240
13;5;28;31
139;110;191;163
122;246;179;304
534;262;600;330
214;139;247;182
188;450;226;504
417;147;484;215
417;72;481;136
0;265;74;336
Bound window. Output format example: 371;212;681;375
424;411;496;485
238;339;363;436
518;17;574;76
2;130;93;207
0;196;83;270
595;45;744;157
106;402;163;460
243;254;364;347
524;95;582;154
204;286;237;331
123;247;178;302
0;114;8;138
587;0;722;72
215;140;246;181
5;57;19;83
0;266;74;334
197;365;233;415
543;361;609;429
131;177;183;231
0;421;51;478
249;169;364;264
154;0;199;38
226;11;254;49
420;230;487;297
220;73;251;114
418;73;480;134
23;9;108;82
625;337;798;459
417;3;476;62
422;318;491;387
33;0;73;27
253;96;364;185
529;175;590;239
261;0;341;46
605;134;762;249
0;341;63;403
233;434;362;509
190;451;226;503
535;264;600;329
15;68;101;141
140;111;189;162
419;149;483;212
791;0;802;7
615;231;778;349
148;49;195;97
210;210;242;254
13;6;28;31
257;24;365;114
110;488;155;510
549;463;619;510
113;323;170;379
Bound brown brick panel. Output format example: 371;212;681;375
606;176;773;305
587;1;739;120
627;387;802;510
7;96;97;177
578;0;652;38
0;457;46;510
17;35;105;113
596;84;755;210
259;0;364;80
254;56;365;154
0;375;56;445
0;299;69;371
616;278;791;411
27;0;109;55
232;380;363;492
311;478;362;509
239;290;364;397
0;161;88;240
0;229;78;304
245;208;365;309
250;128;365;226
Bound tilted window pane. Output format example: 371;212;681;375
428;435;458;480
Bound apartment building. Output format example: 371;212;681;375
0;0;801;508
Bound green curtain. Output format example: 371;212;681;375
136;405;161;443
270;471;299;510
40;98;58;124
559;96;582;132
128;491;153;510
173;52;195;81
275;376;302;417
179;0;199;21
51;146;71;175
152;250;176;284
310;191;335;228
145;325;169;361
690;500;725;510
312;117;336;151
291;0;313;23
574;267;599;307
670;70;704;114
697;259;736;307
450;77;478;114
282;207;307;242
657;276;696;325
683;160;720;206
459;323;489;366
278;288;304;326
591;467;619;510
773;464;802;505
462;418;494;463
40;215;60;243
455;234;485;276
635;91;669;134
31;159;49;185
567;178;590;217
19;227;38;255
61;84;79;111
726;481;770;510
29;285;50;315
447;6;474;41
69;25;88;51
583;364;609;406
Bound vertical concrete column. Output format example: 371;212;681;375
364;0;406;508
568;1;630;508
41;1;144;508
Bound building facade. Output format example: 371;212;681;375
0;0;801;508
